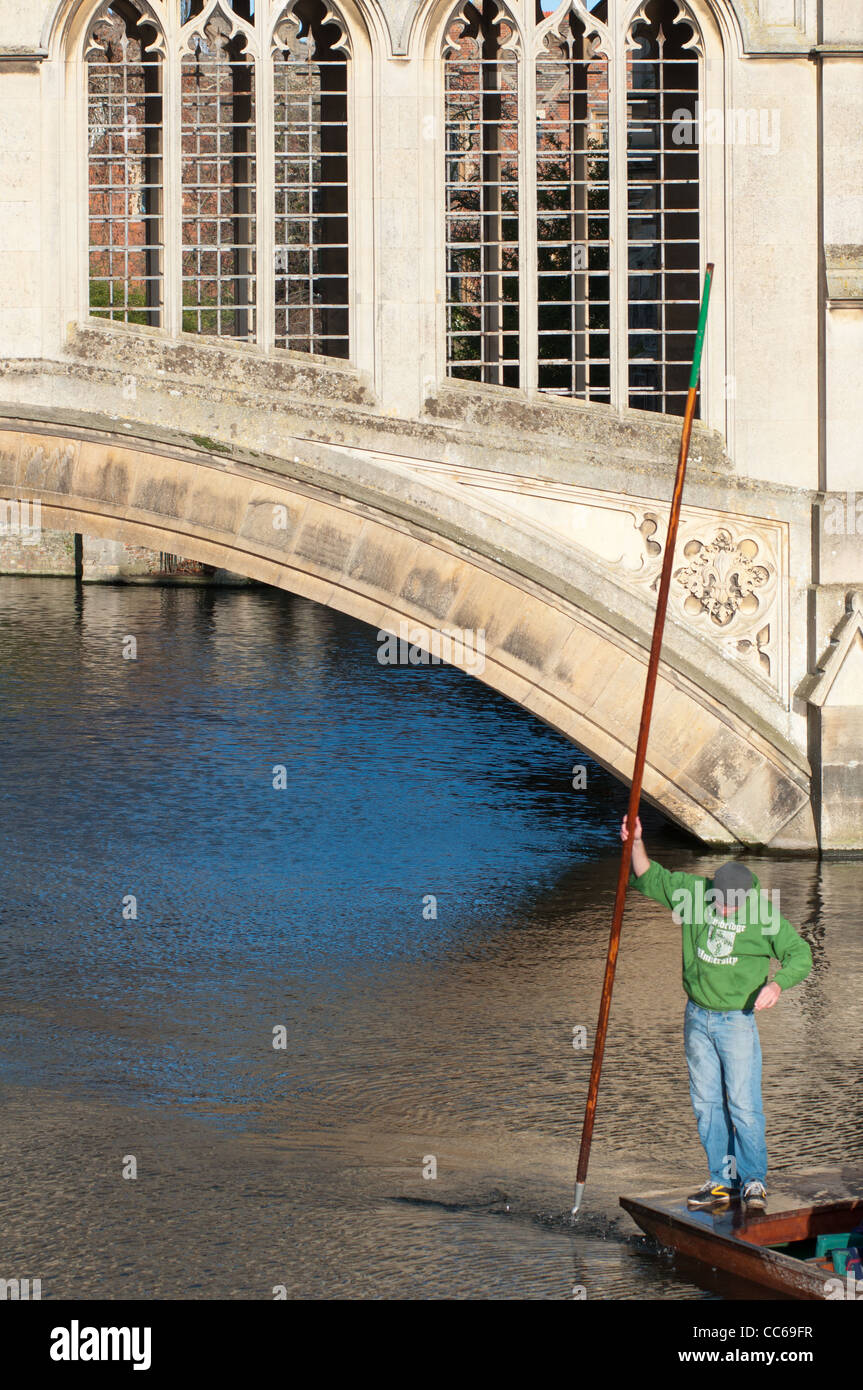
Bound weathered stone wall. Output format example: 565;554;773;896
0;521;250;581
0;1;43;51
0;522;75;573
799;591;863;853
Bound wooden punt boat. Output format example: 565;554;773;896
620;1194;863;1299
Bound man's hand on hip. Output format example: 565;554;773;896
754;982;782;1010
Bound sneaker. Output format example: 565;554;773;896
687;1180;739;1211
742;1180;768;1211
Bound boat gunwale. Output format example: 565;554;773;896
620;1195;863;1299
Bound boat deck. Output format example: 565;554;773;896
620;1194;863;1299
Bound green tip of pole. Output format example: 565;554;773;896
687;262;714;392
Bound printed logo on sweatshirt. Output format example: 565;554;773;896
698;911;748;966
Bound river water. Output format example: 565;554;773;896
0;576;860;1300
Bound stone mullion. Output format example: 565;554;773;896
73;44;90;330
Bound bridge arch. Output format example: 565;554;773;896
1;417;811;847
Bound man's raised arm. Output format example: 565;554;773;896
621;814;650;878
621;815;705;915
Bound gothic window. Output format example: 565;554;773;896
443;0;521;388
83;0;353;357
535;0;702;415
444;0;705;418
86;2;164;326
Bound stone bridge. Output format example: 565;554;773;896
0;323;826;851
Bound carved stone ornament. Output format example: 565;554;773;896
799;590;863;710
85;0;166;62
441;0;521;59
387;460;787;695
535;1;612;62
626;0;704;57
673;528;772;628
180;1;254;59
272;2;352;60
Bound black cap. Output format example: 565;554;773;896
712;862;754;899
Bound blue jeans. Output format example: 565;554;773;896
684;999;768;1187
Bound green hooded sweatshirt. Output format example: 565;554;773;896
629;860;812;1012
